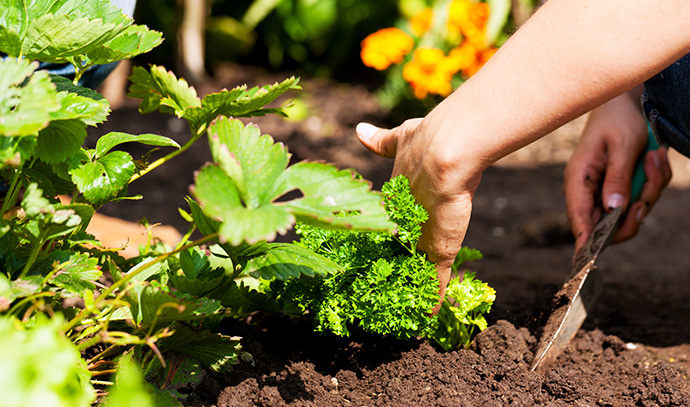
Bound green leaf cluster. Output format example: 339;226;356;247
0;315;95;407
192;117;395;246
0;1;495;404
0;0;162;83
127;66;301;135
429;270;496;351
273;175;439;339
270;176;495;348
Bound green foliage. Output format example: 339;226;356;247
127;65;301;135
0;59;60;137
192;117;395;246
102;354;156;407
0;316;95;407
0;2;495;405
0;0;162;83
271;176;433;338
430;271;496;351
271;176;494;347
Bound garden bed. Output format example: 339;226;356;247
92;63;690;406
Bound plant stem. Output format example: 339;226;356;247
7;292;55;316
0;169;21;216
18;233;46;279
129;130;204;183
62;233;218;333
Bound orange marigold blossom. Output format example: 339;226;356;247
360;27;415;71
446;42;478;72
463;47;497;77
448;0;490;46
410;8;433;36
402;47;459;99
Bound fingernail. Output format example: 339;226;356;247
636;206;645;222
606;193;624;209
356;122;378;139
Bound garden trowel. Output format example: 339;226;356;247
530;128;660;373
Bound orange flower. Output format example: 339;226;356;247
463;47;497;77
446;42;478;72
402;47;458;99
410;8;433;36
360;27;415;71
448;0;490;46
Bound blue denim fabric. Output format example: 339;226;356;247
3;0;137;90
642;53;690;158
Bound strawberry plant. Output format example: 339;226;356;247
0;1;495;405
0;0;396;405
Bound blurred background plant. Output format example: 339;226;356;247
360;0;523;113
134;0;539;101
135;0;400;84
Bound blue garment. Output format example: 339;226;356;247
642;53;690;158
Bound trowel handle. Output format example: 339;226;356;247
630;125;662;202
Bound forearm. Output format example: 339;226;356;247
422;0;690;178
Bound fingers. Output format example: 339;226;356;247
600;129;650;210
611;147;671;243
356;122;398;158
565;167;604;253
564;143;607;254
415;193;474;315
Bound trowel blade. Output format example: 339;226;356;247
530;206;623;372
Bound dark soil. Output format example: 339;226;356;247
91;63;690;406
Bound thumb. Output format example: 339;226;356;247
356;122;398;158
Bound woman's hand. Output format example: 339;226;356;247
564;89;672;254
356;119;482;313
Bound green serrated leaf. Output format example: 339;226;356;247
95;132;180;158
208;117;289;207
193;119;393;245
218;205;294;246
0;58;59;136
0;0;133;62
192;164;242;218
50;75;110;125
185;77;301;130
179;247;210;280
159;323;243;373
246;243;342;280
128;67;300;132
280;162;395;231
47;251;101;295
85;24;163;66
69;150;136;205
127;65;201;118
193;164;294;245
35;119;86;164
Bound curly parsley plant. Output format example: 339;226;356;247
276;175;495;348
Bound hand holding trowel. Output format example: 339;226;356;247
530;129;661;373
